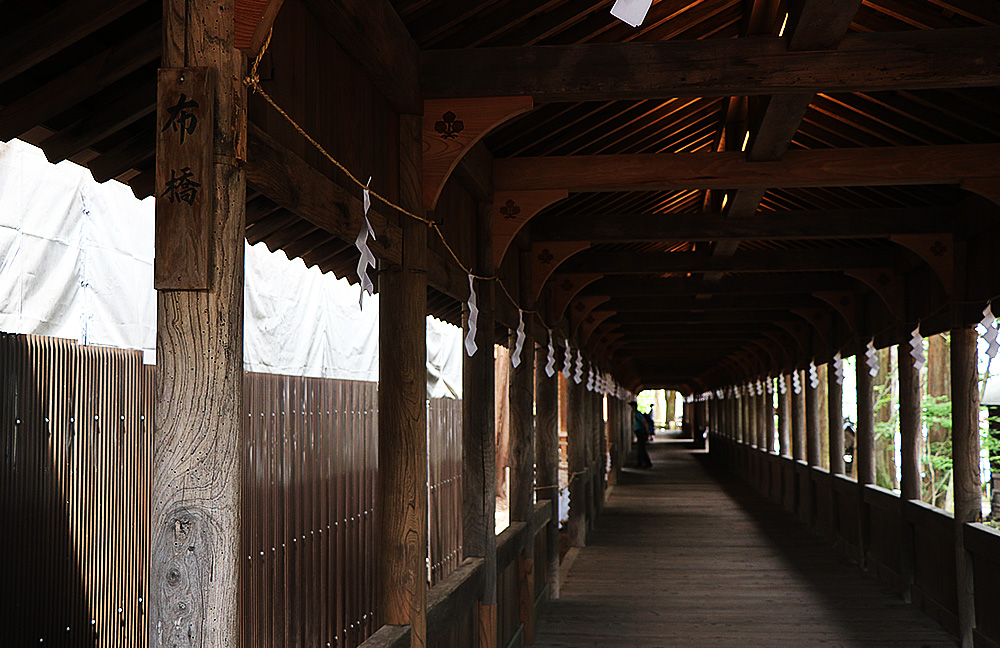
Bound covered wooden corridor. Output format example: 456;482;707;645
536;437;956;648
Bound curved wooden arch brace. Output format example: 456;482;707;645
774;320;810;361
493;190;568;266
814;290;858;332
423;96;534;210
791;307;832;347
581;310;617;346
236;0;285;56
569;296;610;334
531;242;592;302
846;269;905;320
750;339;782;374
761;329;799;368
550;273;603;322
891;233;954;294
962;177;1000;207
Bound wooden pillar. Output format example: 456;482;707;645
509;332;535;643
951;327;982;648
778;376;791;457
898;348;922;500
463;204;497;647
856;360;876;486
828;361;845;475
791;372;806;462
377;115;428;644
150;2;245;645
534;346;560;600
567;378;588;547
805;368;822;467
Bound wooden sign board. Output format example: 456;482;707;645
155;67;214;290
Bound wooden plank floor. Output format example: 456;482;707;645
535;436;958;648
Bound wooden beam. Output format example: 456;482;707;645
246;122;402;264
424;97;533;210
561;249;891;275
0;0;146;87
0;21;161;143
531;242;591;301
533;207;951;242
150;0;245;645
300;0;421;113
494;144;1000;193
235;0;285;56
579;273;858;297
422;27;1000;102
492;189;568;267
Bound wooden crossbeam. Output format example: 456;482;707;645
560;249;891;274
577;272;859;297
495;144;1000;193
423;27;1000;101
533;207;950;242
603;294;822;312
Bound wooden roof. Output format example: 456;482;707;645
3;0;1000;390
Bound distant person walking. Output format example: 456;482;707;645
631;401;653;469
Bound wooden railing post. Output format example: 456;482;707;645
534;345;560;600
951;326;981;648
377;113;428;647
791;370;807;462
463;203;497;648
567;378;588;547
828;361;845;475
778;375;791;457
765;381;776;454
805;369;822;468
150;2;245;645
856;354;876;568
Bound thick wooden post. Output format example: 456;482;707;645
805;369;822;467
856;360;876;486
791;372;807;462
463;204;497;648
765;382;776;453
951;327;981;648
377;114;428;646
898;348;922;500
567;378;587;547
509;255;535;644
828;361;845;475
150;2;245;645
778;376;791;457
534;349;560;599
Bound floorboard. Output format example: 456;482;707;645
534;435;958;648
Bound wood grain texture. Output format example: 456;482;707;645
299;0;420;113
855;360;876;486
495;144;1000;193
423;27;1000;101
422;97;533;210
151;2;246;646
533;441;957;647
534;346;561;600
791;371;807;462
492;189;567;267
805;373;822;467
567;379;588;548
531;242;591;302
897;350;921;501
155;67;214;290
377;113;428;647
234;0;285;55
246;122;402;264
827;362;845;475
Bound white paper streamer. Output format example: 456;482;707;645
574;349;583;384
511;309;525;368
610;0;653;27
980;305;1000;359
778;375;787;395
766;378;773;394
865;340;879;377
562;340;572;379
545;330;556;377
792;370;802;395
586;364;594;391
355;177;376;308
464;275;478;357
808;362;820;389
910;327;926;372
833;353;844;386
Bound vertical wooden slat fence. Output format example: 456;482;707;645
427;397;463;586
3;334;468;648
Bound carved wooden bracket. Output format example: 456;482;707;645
423;97;533;210
235;0;285;56
569;296;611;334
550;273;603;321
846;268;905;320
813;291;858;331
750;339;782;372
891;233;954;294
962;177;1000;207
791;307;832;344
581;310;617;345
531;242;591;302
492;189;568;266
774;320;810;356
